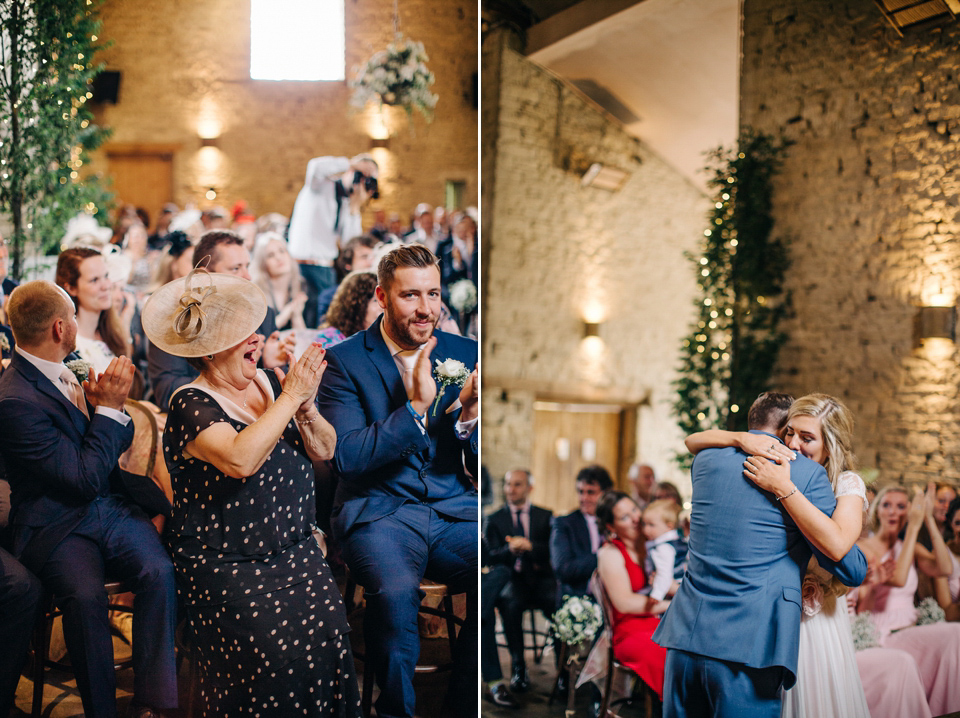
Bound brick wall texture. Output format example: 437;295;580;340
86;0;477;220
742;0;960;483
482;43;710;487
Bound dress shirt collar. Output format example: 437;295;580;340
16;345;71;388
647;528;680;548
380;321;425;374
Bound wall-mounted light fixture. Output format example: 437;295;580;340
200;137;219;148
915;304;956;346
205;187;217;201
581;163;629;191
583;321;601;338
370;137;390;149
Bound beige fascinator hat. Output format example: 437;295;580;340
141;267;266;358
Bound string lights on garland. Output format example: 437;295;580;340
672;130;792;465
0;0;113;278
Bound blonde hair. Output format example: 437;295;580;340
787;393;856;489
867;484;910;533
644;499;680;527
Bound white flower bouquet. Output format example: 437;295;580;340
916;596;946;626
550;594;603;647
65;358;92;384
448;279;477;315
0;333;8;353
350;34;438;120
431;358;470;417
850;611;880;651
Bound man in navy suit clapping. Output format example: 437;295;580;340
317;245;478;718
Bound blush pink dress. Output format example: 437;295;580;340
863;541;960;716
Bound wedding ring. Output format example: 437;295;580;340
769;443;776;452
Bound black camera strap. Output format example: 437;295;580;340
333;179;349;233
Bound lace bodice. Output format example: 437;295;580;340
835;470;868;511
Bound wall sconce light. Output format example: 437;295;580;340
370;137;390;149
205;187;217;201
583;321;601;338
200;137;219;148
915;305;956;346
581;163;629;191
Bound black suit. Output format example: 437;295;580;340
484;504;556;669
0;352;177;717
550;510;598;606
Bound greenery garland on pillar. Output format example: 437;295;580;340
673;130;791;463
0;0;113;279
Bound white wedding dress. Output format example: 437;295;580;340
781;470;870;718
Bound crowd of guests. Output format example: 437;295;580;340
484;392;960;718
481;461;688;711
0;155;480;718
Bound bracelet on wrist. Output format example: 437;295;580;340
295;412;320;425
776;486;798;502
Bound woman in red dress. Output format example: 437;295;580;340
596;490;669;701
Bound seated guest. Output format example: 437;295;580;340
147;230;283;410
142;268;360;717
56;247;132;376
856;484;960;716
316;234;378;322
403;203;444;253
481;535;520;708
934;496;960;620
596;490;669;704
147;231;195;293
626;461;657;510
0;232;17;303
0;280;176;718
250;232;307;331
640;499;687;602
550;464;614;605
483;469;555;693
653;480;683;507
314;271;381;348
317;244;478;718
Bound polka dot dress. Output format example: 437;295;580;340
164;382;361;717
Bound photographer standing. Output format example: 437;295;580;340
288;154;379;327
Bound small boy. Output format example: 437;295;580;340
641;499;688;602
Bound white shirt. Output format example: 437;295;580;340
584;512;601;554
646;528;681;601
287;156;364;265
15;346;129;426
379;323;477;436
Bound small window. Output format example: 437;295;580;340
250;0;345;81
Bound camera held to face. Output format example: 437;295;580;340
353;170;380;199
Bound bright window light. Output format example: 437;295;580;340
250;0;345;81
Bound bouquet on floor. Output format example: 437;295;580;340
350;34;438;121
551;594;603;647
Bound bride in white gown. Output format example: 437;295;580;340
687;393;869;718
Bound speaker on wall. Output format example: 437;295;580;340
91;71;121;104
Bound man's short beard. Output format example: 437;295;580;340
385;311;435;350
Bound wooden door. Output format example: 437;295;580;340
104;144;178;229
531;401;626;516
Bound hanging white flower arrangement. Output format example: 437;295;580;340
350;34;438;121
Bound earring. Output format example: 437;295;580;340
207;355;214;360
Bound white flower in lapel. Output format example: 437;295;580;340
0;333;8;352
65;358;93;384
430;358;469;417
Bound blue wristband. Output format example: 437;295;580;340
405;400;425;424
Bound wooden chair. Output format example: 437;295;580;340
344;574;465;718
591;571;657;718
30;581;135;718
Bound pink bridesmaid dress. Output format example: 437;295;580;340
864;541;960;716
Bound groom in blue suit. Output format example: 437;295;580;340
317;244;478;718
653;392;867;718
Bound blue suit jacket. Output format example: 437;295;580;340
316;317;478;539
550;510;597;603
0;353;137;570
652;432;867;690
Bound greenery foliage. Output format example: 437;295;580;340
0;0;113;279
673;130;791;464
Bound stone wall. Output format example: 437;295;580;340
482;41;710;493
741;0;960;484
85;0;477;220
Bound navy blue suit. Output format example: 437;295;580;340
0;352;177;718
550;510;597;606
652;432;867;718
317;317;478;718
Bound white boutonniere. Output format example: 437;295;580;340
430;358;469;417
65;358;93;384
0;333;9;353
